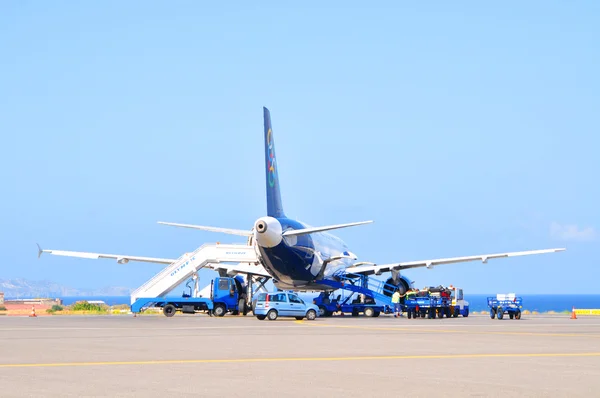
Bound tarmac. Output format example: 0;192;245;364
1;313;599;397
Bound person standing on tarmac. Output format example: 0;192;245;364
392;289;402;318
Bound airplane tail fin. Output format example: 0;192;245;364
264;107;285;218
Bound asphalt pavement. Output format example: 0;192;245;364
1;313;598;397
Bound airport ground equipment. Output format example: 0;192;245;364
311;291;388;317
129;243;261;314
315;272;397;312
131;276;250;317
404;286;469;319
488;293;522;320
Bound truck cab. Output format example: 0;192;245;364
210;276;248;317
450;286;469;317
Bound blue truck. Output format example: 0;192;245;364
488;294;522;320
130;276;248;317
404;286;469;319
312;291;388;317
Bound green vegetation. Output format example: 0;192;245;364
46;304;64;314
0;305;6;311
71;301;108;312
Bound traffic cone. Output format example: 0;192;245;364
29;306;37;317
571;306;577;319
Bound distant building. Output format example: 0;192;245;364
0;292;4;305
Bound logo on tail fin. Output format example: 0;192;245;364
267;128;276;187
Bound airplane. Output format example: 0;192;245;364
38;107;565;297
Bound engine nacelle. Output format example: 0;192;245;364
382;276;411;297
117;257;129;264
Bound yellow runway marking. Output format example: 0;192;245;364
298;322;600;338
1;352;599;368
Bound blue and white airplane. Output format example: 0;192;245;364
39;107;565;295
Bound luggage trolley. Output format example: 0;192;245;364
487;293;523;320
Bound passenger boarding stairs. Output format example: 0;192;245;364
317;273;396;306
130;243;259;305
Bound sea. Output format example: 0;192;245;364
51;294;600;313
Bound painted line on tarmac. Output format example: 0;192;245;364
297;322;600;338
1;352;599;368
0;325;300;332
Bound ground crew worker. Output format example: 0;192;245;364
392;289;402;318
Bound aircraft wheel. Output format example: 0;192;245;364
238;299;246;316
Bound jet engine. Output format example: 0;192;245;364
382;276;410;297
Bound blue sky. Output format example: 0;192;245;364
1;2;598;294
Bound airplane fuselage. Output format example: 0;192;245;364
253;217;353;290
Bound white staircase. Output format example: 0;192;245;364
130;243;259;304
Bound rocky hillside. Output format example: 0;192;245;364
0;278;131;298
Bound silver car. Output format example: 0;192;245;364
253;292;319;321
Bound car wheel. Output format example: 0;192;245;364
267;309;278;321
306;309;317;321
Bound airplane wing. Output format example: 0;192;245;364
345;248;566;275
282;221;373;237
37;244;273;278
37;244;176;264
157;221;253;236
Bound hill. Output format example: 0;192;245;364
0;278;131;298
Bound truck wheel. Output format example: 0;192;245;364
364;307;375;317
213;304;226;317
267;309;278;321
306;309;317;321
464;308;469;317
497;308;503;320
453;308;458;317
407;310;412;319
163;304;176;317
256;315;266;320
374;311;380;317
515;309;521;320
509;313;514;319
318;305;331;317
490;308;496;319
